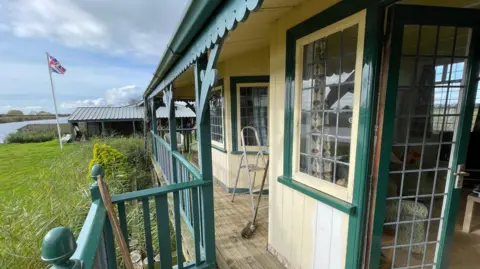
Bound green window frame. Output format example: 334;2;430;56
230;76;270;154
210;83;225;148
278;2;386;269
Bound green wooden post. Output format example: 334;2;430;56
41;227;82;269
194;44;222;265
150;98;158;161
165;84;179;184
150;98;157;134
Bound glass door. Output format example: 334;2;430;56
370;5;480;269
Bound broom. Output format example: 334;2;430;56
97;175;135;269
241;159;269;239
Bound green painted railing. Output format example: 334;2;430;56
41;164;215;269
151;132;203;245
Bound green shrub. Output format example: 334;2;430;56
5;130;57;143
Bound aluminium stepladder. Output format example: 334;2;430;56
231;126;268;216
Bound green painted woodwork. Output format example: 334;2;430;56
146;0;222;95
195;52;217;265
368;8;404;269
173;192;184;269
172;150;202;180
41;227;81;268
166;84;179;184
345;5;385;269
155;194;173;269
90;164;105;180
197;44;223;122
142;198;155;269
191;188;202;265
146;0;264;99
278;176;357;215
280;1;397;267
368;5;480;269
436;13;480;269
117;201;129;251
103;217;117;269
111;180;210;203
229;76;270;153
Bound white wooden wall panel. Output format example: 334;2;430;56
329;210;347;269
313;202;333;268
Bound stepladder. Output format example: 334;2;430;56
231;126;268;216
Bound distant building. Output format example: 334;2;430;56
68;104;195;137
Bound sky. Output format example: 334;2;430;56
0;0;189;114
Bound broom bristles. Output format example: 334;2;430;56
241;221;256;238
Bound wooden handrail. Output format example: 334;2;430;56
110;180;211;203
70;199;106;268
151;130;202;180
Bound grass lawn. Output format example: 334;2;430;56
0;138;148;268
0;141;93;268
0;141;75;184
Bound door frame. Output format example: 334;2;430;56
368;4;480;269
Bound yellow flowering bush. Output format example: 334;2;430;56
88;143;129;193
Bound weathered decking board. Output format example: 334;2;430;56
213;183;284;269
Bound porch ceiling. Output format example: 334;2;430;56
169;0;309;94
218;0;307;62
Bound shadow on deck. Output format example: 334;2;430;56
213;183;284;269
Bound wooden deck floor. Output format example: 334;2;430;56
212;183;284;269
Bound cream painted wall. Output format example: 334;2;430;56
211;47;271;190
267;1;352;269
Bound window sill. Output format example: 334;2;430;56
277;176;356;215
212;145;227;153
231;151;269;155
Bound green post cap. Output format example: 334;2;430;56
41;227;82;268
90;164;105;181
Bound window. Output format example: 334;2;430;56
433;62;480;132
292;11;365;200
210;86;224;145
239;86;268;147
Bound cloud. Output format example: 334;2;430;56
2;0;189;59
61;85;144;109
0;58;152;114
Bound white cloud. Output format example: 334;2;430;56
61;85;144;109
2;0;188;59
61;98;107;109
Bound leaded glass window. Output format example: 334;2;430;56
210;87;224;144
239;86;268;146
299;24;358;188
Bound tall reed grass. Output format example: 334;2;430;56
0;137;150;268
4;130;58;144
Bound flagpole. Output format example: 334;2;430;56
46;52;63;151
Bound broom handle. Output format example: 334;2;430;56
252;160;269;223
97;176;134;269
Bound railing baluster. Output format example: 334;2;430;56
104;217;118;269
191;187;201;265
142;198;154;269
117;202;129;250
173;191;184;269
155;194;173;269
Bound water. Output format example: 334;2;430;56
0;117;68;143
